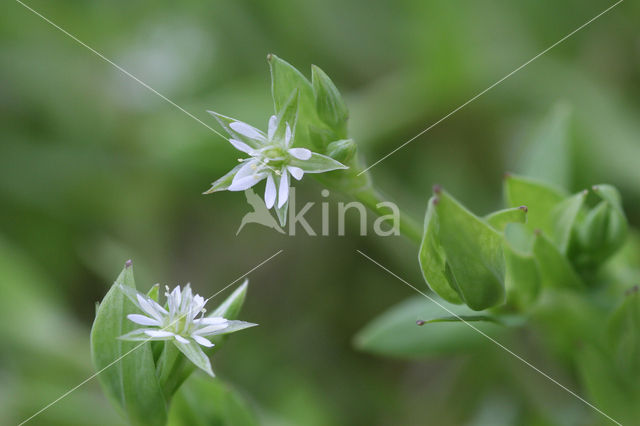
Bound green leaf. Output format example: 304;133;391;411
168;374;258;426
418;196;463;304
90;262;167;426
504;174;566;235
549;190;587;253
273;90;299;143
533;232;583;289
354;295;504;359
484;206;528;232
607;286;640;377
517;103;572;188
503;238;540;309
311;64;348;137
428;189;506;310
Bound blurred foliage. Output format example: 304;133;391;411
1;0;639;425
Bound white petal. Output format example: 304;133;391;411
228;174;266;191
267;115;277;140
136;294;166;320
127;314;160;326
278;170;290;208
288;148;311;160
228;139;254;154
229;121;266;142
144;330;175;338
264;174;277;209
174;335;190;344
193;335;215;347
287;166;304;181
194;317;228;326
233;159;260;181
284;124;292;147
195;323;229;335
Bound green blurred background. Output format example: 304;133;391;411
1;0;639;424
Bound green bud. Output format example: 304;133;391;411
326;139;356;163
311;65;348;137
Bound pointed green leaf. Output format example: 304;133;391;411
90;262;167;426
533;232;583;289
211;279;249;319
168;374;258;426
354;295;504;359
517;103;572;188
549;190;587;253
273;90;299;143
419;196;463;304
504;174;567;234
484;206;528;232
503;235;540;309
430;189;506;310
608;287;640;377
311;64;348;136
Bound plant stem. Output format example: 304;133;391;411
353;188;423;245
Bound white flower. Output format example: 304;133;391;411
204;106;348;224
119;281;256;376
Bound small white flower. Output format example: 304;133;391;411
119;281;256;376
204;106;348;224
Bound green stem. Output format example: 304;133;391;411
353;188;423;245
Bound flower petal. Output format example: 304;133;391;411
267;115;277;140
193;335;215;347
284;124;292;147
127;314;160;326
287;166;304;181
229;121;266;142
264;174;277;209
136;294;167;321
174;334;190;344
228;174;266;191
194;316;228;326
144;330;175;338
278;169;290;208
194;323;229;335
288;148;312;160
228;139;254;155
200;320;258;337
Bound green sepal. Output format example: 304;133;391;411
325;139;356;164
503;225;540;309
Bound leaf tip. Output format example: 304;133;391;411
518;205;528;213
416;320;426;326
125;259;133;268
432;184;442;194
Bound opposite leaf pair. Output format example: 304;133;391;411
419;175;628;312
